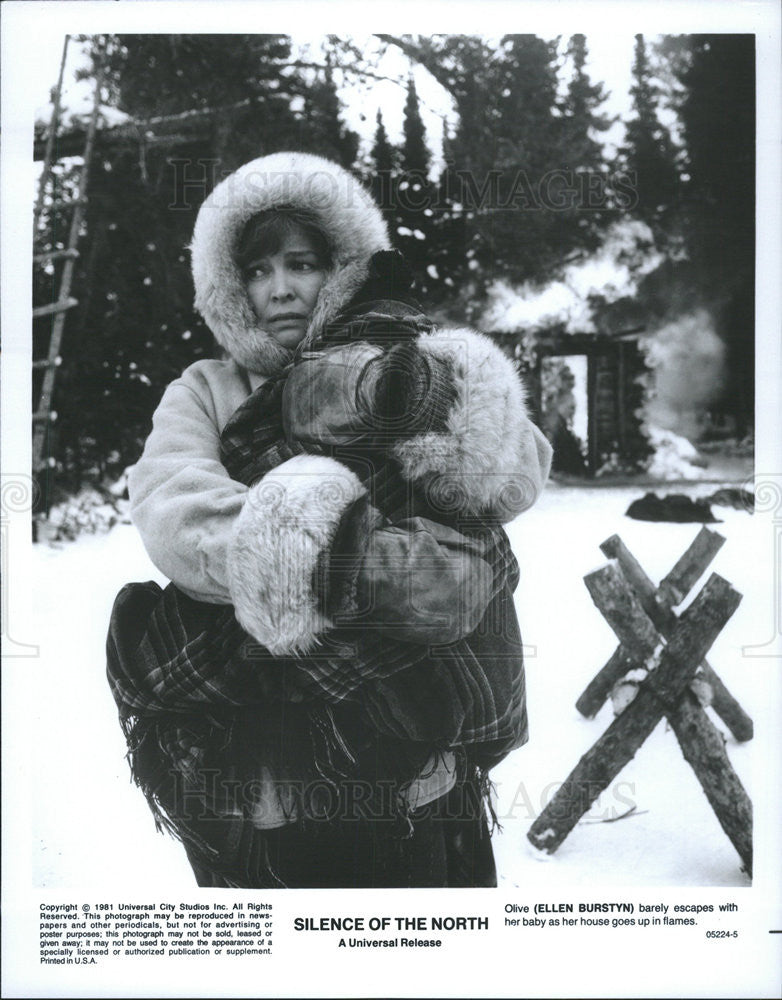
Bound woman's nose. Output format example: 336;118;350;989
270;267;294;300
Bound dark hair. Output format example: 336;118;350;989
236;207;333;272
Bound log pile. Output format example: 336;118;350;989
528;529;752;876
575;528;753;741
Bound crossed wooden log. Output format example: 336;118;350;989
527;532;752;876
576;528;754;743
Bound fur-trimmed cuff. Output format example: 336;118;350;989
227;454;366;655
392;328;553;522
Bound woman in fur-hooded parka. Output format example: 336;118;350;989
109;151;552;889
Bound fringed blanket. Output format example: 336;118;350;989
107;338;528;881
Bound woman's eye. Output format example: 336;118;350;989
244;264;268;279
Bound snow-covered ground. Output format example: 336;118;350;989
29;479;765;890
495;481;762;889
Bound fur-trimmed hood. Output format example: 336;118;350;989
190;152;391;373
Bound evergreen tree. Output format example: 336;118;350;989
401;75;430;176
103;34;294;119
427;120;465;299
393;34;619;307
495;34;561;160
475;35;583;292
408;36;499;312
371;108;396;174
369;109;398;221
301;62;360;168
34;33;364;493
396;75;436;295
621;34;680;234
562;34;613;173
103;35;301;170
554;35;617;252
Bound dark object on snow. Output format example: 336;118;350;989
625;492;721;523
706;487;755;513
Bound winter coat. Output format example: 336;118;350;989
131;151;551;655
116;152;552;848
129;288;553;655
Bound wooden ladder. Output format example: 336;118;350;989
32;36;106;481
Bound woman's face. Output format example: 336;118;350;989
243;226;328;349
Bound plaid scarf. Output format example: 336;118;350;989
106;299;528;875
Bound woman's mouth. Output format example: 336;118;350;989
269;312;306;324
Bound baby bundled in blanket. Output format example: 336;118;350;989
108;152;552;889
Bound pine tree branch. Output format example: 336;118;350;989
280;59;406;88
375;35;458;96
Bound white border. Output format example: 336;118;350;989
2;3;780;998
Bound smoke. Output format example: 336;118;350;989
480;219;662;335
477;223;727;444
642;308;726;440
